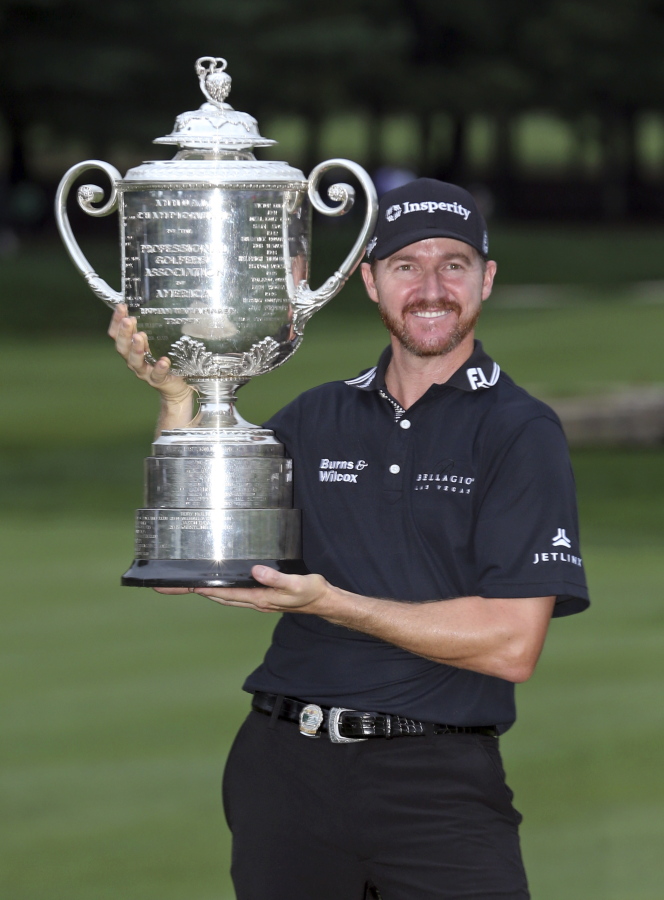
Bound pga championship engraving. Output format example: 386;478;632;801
55;56;378;587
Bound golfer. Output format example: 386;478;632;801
111;178;589;900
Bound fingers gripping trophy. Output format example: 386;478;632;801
56;56;378;588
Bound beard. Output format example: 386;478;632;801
377;298;482;358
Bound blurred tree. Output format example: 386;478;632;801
0;1;286;181
3;0;664;220
393;0;537;182
1;1;153;183
518;0;664;214
0;0;406;177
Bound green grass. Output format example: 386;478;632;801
1;520;272;900
5;223;664;338
2;238;664;898
511;545;664;900
3;289;663;456
3;521;663;900
478;299;664;396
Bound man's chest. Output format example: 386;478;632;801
292;402;483;530
270;391;499;598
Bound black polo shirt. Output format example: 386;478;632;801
244;341;589;731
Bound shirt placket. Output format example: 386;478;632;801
381;408;413;494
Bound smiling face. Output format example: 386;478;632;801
361;238;497;359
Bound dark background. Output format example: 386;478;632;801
5;0;664;234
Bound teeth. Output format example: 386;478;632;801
412;310;450;318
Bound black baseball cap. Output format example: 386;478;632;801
365;178;489;261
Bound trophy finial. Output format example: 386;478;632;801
196;57;232;107
154;56;275;150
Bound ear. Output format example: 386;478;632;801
481;260;498;302
360;262;379;304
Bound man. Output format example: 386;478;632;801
111;179;589;899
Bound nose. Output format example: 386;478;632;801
419;268;446;303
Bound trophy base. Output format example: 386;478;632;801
121;557;309;588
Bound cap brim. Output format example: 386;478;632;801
372;228;487;260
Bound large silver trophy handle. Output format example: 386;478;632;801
55;160;123;309
292;158;378;335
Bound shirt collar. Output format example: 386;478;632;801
344;340;501;394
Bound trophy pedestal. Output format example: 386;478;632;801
123;391;306;588
121;557;309;588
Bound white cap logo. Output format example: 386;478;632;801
366;236;377;256
386;200;471;221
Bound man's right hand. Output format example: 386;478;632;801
108;303;195;431
108;303;193;401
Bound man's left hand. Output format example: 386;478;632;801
154;567;333;613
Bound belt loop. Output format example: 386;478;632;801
269;694;284;729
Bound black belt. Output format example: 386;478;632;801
252;691;497;742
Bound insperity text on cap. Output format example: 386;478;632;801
365;178;489;261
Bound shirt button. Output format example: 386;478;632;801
399;419;411;429
389;464;400;474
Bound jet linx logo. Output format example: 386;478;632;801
551;528;571;548
532;528;582;567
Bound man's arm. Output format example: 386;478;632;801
109;303;195;434
158;568;555;684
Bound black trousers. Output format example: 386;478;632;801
222;710;530;899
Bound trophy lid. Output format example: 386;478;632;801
154;57;276;152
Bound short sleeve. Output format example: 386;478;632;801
263;397;302;459
474;415;589;617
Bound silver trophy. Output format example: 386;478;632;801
56;56;378;587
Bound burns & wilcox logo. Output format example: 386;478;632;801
318;458;369;483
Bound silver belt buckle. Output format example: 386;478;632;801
299;703;324;738
328;707;368;744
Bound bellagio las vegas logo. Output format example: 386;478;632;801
532;528;583;567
